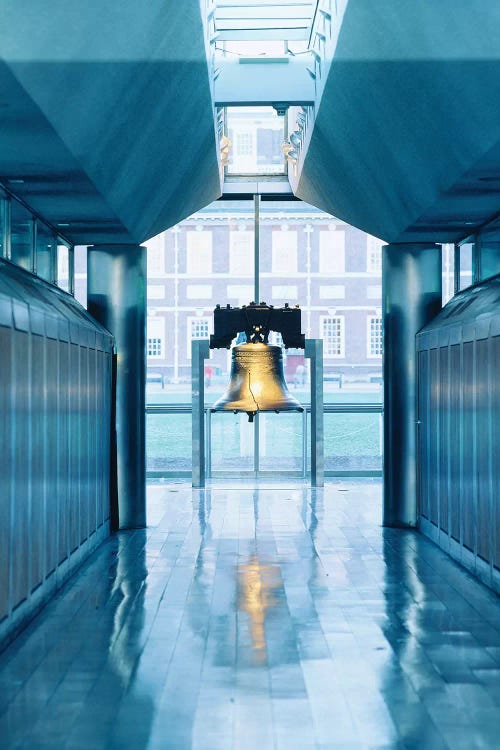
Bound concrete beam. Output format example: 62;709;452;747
215;57;315;107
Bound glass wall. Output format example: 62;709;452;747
36;219;56;282
225;107;286;175
0;189;7;258
0;188;74;292
145;198;384;477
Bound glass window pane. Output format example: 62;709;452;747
229;230;253;276
441;243;454;305
272;229;297;273
146;234;165;275
57;242;71;291
459;243;473;290
226;106;285;175
146;199;254;404
210;413;254;475
319;230;345;274
321;315;345;357
367;235;383;273
74;245;88;307
367;316;383;358
0;191;7;258
258;412;303;473
186;231;212;275
321;411;383;473
223;41;286;57
147;317;166;360
36;220;56;282
147;412;192;476
10;199;33;271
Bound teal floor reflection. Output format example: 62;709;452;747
1;481;500;749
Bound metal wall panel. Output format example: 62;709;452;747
89;347;97;537
417;274;500;593
102;352;112;524
30;334;45;592
79;346;89;545
462;341;475;552
12;330;30;609
417;350;429;520
0;258;114;650
449;345;461;542
476;338;490;562
438;346;449;534
69;343;80;553
493;336;500;570
58;342;69;564
429;348;439;527
46;338;59;575
96;350;104;529
0;326;11;620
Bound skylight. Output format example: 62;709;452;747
213;0;316;43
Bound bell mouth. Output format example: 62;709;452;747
211;341;303;421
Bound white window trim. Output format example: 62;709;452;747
186;315;212;359
367;236;383;274
320;314;345;359
366;315;383;358
147;337;164;359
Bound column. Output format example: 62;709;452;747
192;339;210;488
305;338;324;487
383;243;441;527
87;244;146;529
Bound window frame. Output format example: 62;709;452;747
186;315;211;359
366;315;383;358
367;235;383;274
320;314;345;358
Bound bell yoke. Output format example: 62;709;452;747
210;302;305;422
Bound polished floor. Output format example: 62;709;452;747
1;481;500;750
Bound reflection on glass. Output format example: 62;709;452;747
57;242;70;291
226;107;285;175
459;242;473;290
441;243;454;305
36;219;56;282
73;245;87;307
0;191;6;258
10;199;33;271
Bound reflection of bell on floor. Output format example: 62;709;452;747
211;342;303;422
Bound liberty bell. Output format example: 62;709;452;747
209;302;305;422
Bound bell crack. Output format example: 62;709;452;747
247;373;259;422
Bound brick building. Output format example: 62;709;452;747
143;201;384;388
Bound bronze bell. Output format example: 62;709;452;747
211;342;303;422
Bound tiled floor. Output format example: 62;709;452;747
1;481;500;750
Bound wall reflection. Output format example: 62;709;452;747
103;530;156;748
380;529;436;748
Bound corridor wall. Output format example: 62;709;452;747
417;275;500;593
0;259;114;650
